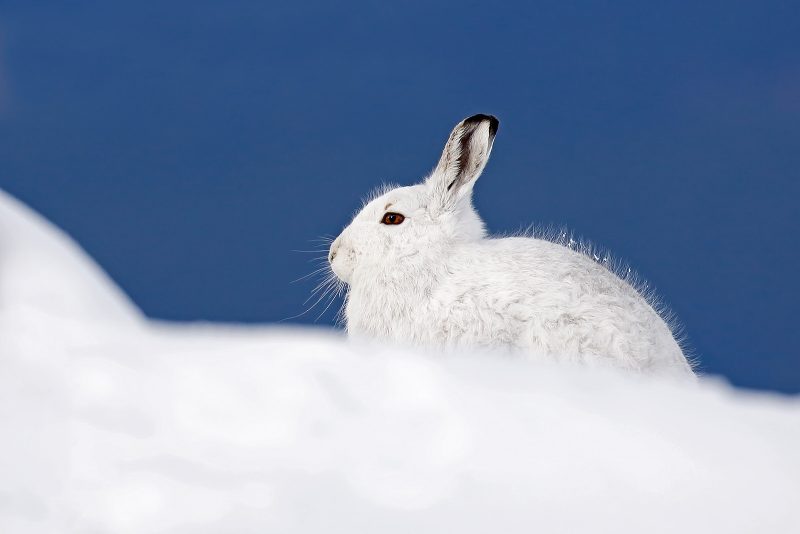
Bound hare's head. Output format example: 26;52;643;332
329;114;498;284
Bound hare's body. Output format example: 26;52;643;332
346;237;691;377
330;114;695;378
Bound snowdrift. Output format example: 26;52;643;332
1;189;799;533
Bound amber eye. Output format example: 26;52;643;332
381;212;405;225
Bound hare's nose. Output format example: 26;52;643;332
328;238;340;263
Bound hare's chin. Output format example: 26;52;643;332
329;259;353;284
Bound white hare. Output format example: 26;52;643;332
329;114;695;378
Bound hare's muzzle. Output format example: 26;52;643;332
328;240;339;263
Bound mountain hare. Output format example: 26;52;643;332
329;114;694;378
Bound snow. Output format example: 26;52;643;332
1;189;799;533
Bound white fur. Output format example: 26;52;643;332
329;115;695;379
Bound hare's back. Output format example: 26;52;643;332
455;237;629;292
445;237;691;376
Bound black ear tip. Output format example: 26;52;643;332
464;113;499;137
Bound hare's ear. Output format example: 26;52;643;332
426;114;499;208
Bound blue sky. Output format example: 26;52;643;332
1;1;798;392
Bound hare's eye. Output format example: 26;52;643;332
381;212;405;225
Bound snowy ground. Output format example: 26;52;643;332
1;189;799;533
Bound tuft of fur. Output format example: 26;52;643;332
328;115;696;379
523;224;697;371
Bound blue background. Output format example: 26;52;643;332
1;1;798;392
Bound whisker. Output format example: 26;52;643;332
304;274;337;304
280;280;336;322
315;291;339;321
291;249;331;254
283;237;346;324
319;278;348;323
290;266;330;284
302;282;337;316
332;282;348;327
